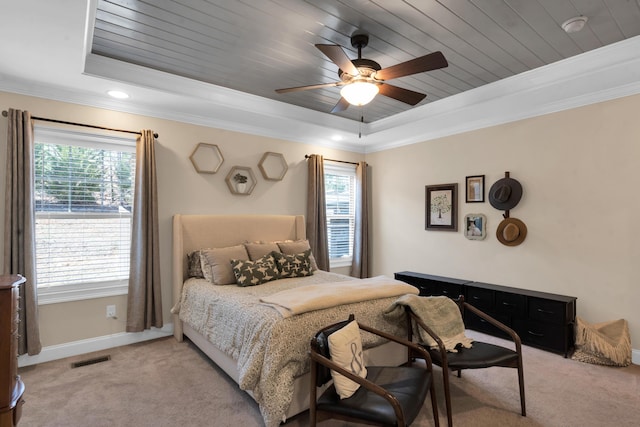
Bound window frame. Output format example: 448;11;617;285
324;162;356;268
34;126;136;304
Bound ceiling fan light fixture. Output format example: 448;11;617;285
561;16;588;33
340;81;379;106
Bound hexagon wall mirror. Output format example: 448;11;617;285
225;166;257;195
258;152;288;181
190;143;224;174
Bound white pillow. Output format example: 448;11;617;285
328;320;367;399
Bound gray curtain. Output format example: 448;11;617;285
3;109;42;355
351;161;370;278
306;154;329;271
126;130;163;332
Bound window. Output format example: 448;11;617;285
34;126;136;303
324;163;356;267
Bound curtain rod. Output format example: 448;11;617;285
304;154;360;166
2;110;159;139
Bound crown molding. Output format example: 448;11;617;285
2;36;639;153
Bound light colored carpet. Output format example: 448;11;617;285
18;330;640;427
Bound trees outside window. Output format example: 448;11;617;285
34;127;136;302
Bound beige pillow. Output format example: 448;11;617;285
244;242;281;261
199;245;249;285
328;320;367;399
277;240;319;271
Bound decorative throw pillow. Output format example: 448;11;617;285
199;245;249;285
244;242;281;261
328;320;367;399
231;254;280;287
277;240;319;271
186;251;204;278
271;249;314;278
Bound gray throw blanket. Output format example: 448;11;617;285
385;294;473;352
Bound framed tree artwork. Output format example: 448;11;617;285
426;183;458;231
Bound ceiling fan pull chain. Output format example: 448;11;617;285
359;111;364;139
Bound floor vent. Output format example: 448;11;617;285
71;355;111;368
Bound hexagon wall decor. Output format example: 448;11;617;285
190;143;224;174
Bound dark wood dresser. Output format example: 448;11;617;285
0;275;25;427
395;271;577;357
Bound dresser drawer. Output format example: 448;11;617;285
528;297;566;324
394;272;468;298
515;319;567;353
495;292;526;317
466;287;494;312
465;310;512;339
410;278;463;298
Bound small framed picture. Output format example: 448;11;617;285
426;183;458;231
465;175;485;203
464;213;487;240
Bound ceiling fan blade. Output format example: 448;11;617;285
378;83;427;106
330;97;350;114
375;51;448;81
275;82;340;94
315;44;360;76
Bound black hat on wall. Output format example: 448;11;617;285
489;177;523;210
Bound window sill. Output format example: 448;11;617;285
38;281;128;304
330;257;353;269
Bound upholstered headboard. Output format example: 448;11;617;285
171;214;306;340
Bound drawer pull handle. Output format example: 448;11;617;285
502;302;514;307
472;296;481;300
442;290;449;294
528;330;544;337
536;308;555;314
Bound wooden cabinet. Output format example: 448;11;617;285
394;271;577;356
0;275;25;427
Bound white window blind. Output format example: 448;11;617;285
34;126;136;302
324;163;356;266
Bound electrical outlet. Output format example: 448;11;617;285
106;305;116;318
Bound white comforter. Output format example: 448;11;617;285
178;271;416;427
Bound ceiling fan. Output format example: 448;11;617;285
275;33;448;113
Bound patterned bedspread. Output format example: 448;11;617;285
178;271;415;427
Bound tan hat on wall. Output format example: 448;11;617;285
496;217;527;246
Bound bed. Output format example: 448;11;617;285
171;214;416;426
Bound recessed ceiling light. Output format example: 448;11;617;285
107;90;129;99
561;16;588;33
331;135;344;141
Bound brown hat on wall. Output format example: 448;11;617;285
496;217;527;246
489;177;523;211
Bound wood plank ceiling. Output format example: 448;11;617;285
91;0;640;123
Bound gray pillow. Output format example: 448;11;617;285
277;240;319;271
244;242;281;261
199;245;249;285
272;249;314;278
187;251;204;278
231;253;280;287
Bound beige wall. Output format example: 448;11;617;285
1;90;638;352
0;91;358;346
367;94;640;349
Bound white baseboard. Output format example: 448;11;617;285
17;324;639;367
18;323;174;367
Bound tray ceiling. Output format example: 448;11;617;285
1;1;640;152
90;0;640;123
